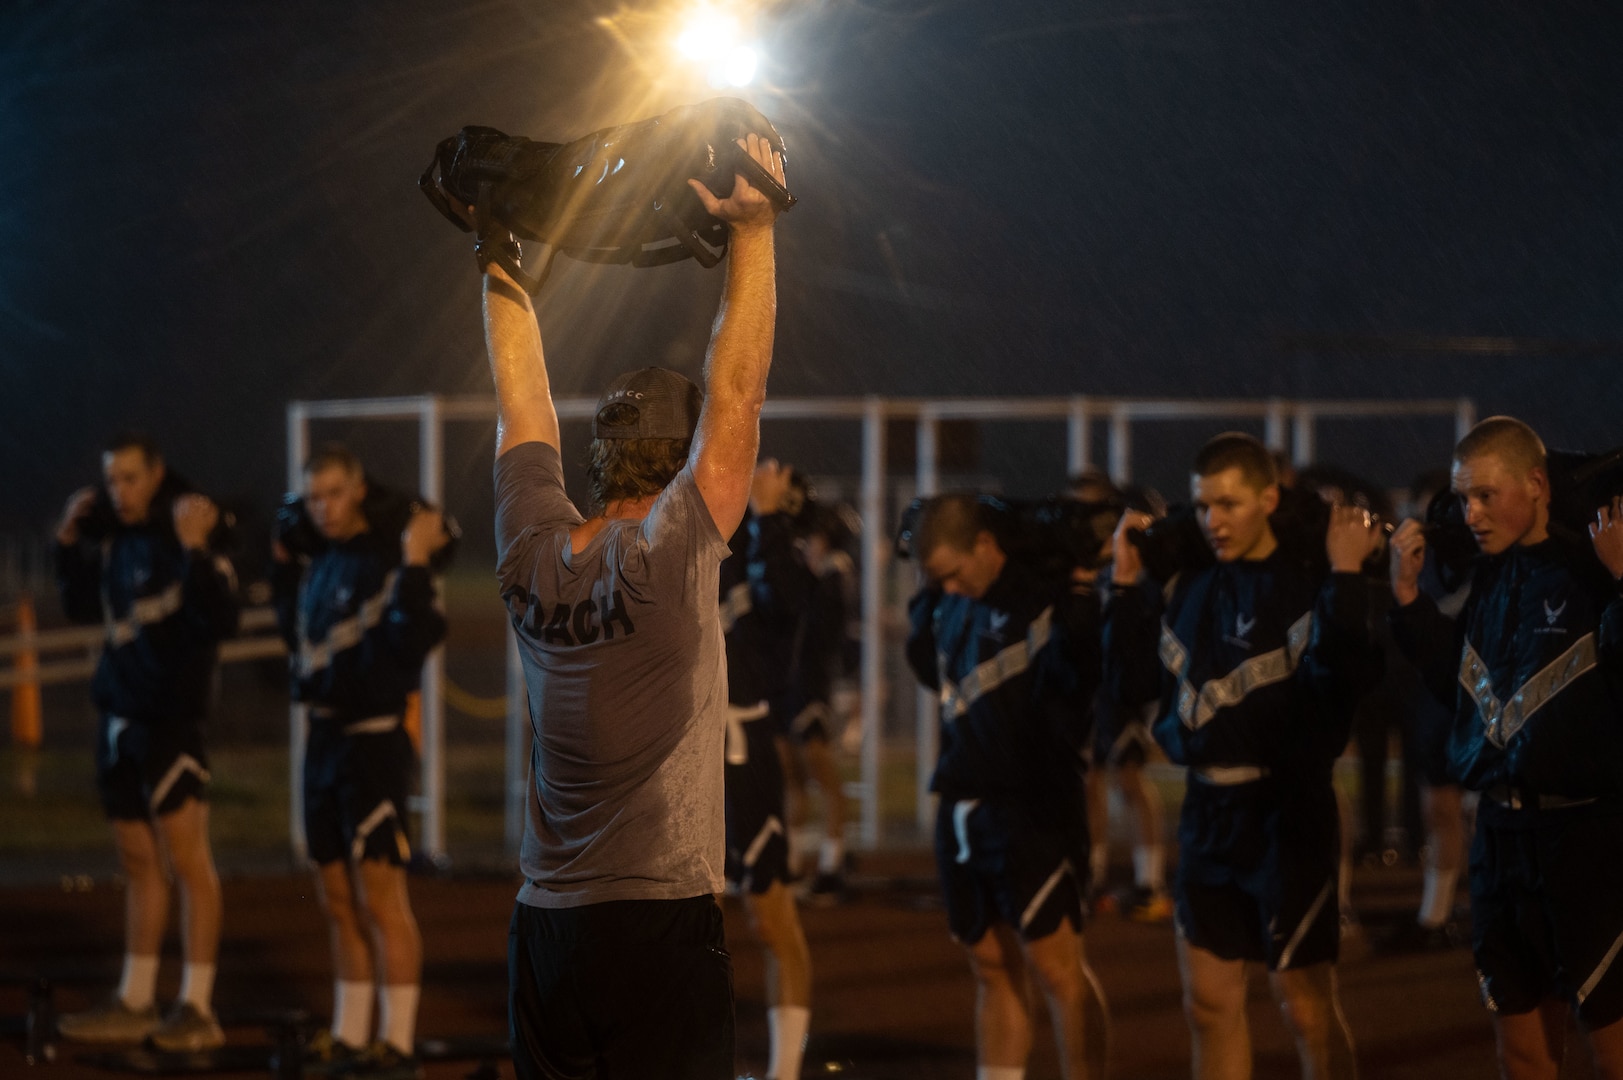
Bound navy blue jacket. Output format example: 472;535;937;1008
720;511;812;707
1391;532;1623;797
1106;554;1380;785
271;530;446;719
55;525;239;723
905;562;1100;813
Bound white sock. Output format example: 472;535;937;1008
1089;843;1109;886
118;954;160;1011
332;980;373;1049
378;984;419;1056
1418;866;1459;929
1133;844;1164;892
767;1004;810;1080
977;1067;1026;1080
817;837;845;875
178;962;216;1014
792;827;821;876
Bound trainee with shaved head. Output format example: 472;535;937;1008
1390;414;1623;1079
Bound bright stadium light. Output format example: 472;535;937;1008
673;5;763;87
674;8;740;61
716;45;758;87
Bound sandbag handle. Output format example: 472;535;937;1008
652;199;725;268
474;181;557;295
725;141;797;212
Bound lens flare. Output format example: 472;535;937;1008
674;9;740;61
715;45;758;87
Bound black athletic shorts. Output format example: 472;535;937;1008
934;796;1088;946
1175;776;1340;971
95;713;209;821
724;709;790;893
1091;700;1156;769
508;895;734;1080
1470;798;1623;1029
777;696;833;745
303;714;414;867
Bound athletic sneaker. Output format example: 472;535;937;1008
805;871;848;905
1089;889;1120;917
56;995;161;1043
149;1002;225;1052
289;1028;364;1076
345;1041;423;1079
1124;887;1174;924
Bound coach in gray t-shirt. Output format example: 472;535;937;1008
496;402;730;906
473;132;788;1079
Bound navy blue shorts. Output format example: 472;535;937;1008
777;697;833;745
1470;799;1623;1029
1175;778;1340;971
95;713;209;821
1092;701;1155;769
934;796;1088;945
724;711;790;893
303;714;414;867
509;895;734;1080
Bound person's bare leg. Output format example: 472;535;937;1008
967;924;1034;1071
1086;769;1111;891
1417;784;1464;928
355;859;421;1055
746;880;812;1078
800;737;847;875
1078;934;1112;1080
1493;1001;1567;1080
1583;1011;1623;1080
316;862;375;982
776;738;812;876
110;819;169;1008
1269;963;1357;1079
112;820;170;967
1021;920;1108;1079
1177;936;1252;1080
113;799;221;1049
314;861;375;1048
153;799;220;967
1119;760;1166;895
152;798;222;1018
1334;786;1358;941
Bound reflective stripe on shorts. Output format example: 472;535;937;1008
149;753;210;813
350;799;400;863
725;701;770;766
952;798;981;865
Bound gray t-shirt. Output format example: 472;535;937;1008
494;441;730;907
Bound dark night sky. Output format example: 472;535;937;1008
3;0;1621;542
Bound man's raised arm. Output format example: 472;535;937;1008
687;133;786;540
484;262;561;457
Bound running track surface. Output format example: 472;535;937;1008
0;853;1584;1078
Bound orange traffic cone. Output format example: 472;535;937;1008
10;595;43;749
403;690;422;757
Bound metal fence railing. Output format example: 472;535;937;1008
0;607;287;693
1;393;1475;867
287;392;1476;851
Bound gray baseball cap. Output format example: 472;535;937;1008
593;367;703;441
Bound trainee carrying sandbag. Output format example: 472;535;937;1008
420;96;796;292
275;479;461;574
